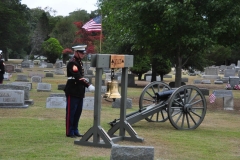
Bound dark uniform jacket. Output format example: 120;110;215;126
64;56;90;98
0;60;5;80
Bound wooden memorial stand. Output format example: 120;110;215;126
74;54;143;148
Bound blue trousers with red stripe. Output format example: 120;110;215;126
66;95;83;136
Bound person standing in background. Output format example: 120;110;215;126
0;50;5;84
64;45;95;138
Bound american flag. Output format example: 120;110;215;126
225;83;231;89
234;84;240;90
209;93;216;103
82;16;102;32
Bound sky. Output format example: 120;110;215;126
21;0;98;16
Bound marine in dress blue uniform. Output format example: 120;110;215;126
64;45;95;138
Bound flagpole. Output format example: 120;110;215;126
99;15;102;54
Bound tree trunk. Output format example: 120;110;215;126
138;73;142;80
175;55;182;87
160;73;164;81
151;63;157;82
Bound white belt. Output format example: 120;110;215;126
68;77;75;79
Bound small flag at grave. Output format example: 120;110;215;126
234;84;240;90
225;83;231;90
209;93;216;103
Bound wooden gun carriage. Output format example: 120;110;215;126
109;81;207;130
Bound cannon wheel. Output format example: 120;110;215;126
167;85;207;130
139;81;171;122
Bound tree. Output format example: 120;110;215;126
0;0;30;60
73;20;103;54
130;53;151;80
100;0;240;87
42;38;63;63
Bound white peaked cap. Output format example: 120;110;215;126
72;45;87;51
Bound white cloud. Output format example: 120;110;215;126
21;0;98;16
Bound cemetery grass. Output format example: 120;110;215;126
0;61;239;160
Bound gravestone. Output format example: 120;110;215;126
201;79;211;84
45;72;54;77
55;68;65;75
37;83;51;92
10;82;32;90
0;90;28;108
46;97;66;108
110;145;154;160
181;77;188;82
213;90;234;110
202;67;220;79
58;84;66;90
46;63;53;68
193;79;202;84
15;68;22;72
112;98;132;109
39;61;47;68
146;76;160;82
224;69;235;77
21;61;30;68
238;60;240;67
4;64;15;73
28;72;45;78
83;97;94;110
229;76;239;87
0;84;30;101
31;76;42;83
16;74;29;82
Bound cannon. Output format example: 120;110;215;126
109;81;207;130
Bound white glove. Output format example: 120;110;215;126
88;84;95;92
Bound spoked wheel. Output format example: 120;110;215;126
139;81;171;122
167;85;207;130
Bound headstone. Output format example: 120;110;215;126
46;72;54;77
201;79;211;84
58;84;66;90
224;69;235;77
54;68;65;75
127;74;137;87
46;97;66;108
229;76;239;87
213;90;233;110
110;145;154;160
10;82;32;90
37;83;51;92
0;84;30;100
46;63;53;68
28;72;45;78
181;77;188;82
204;67;218;75
4;64;15;73
21;61;30;68
83;97;94;110
15;68;22;72
31;76;42;83
214;80;223;84
237;60;240;67
146;76;160;82
112;98;132;109
0;90;28;108
193;79;202;84
16;74;29;82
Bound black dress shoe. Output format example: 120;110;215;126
66;135;77;138
74;133;83;137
